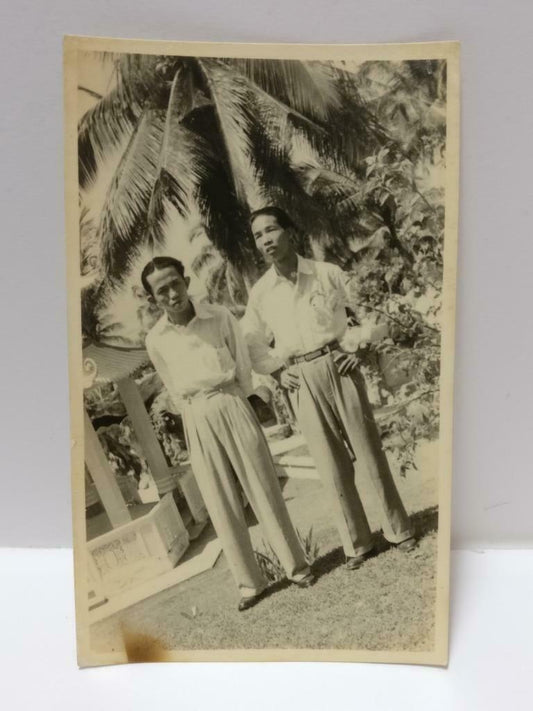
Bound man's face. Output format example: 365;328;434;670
251;213;294;264
146;266;190;317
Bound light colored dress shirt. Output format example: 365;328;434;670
145;301;254;404
242;255;351;374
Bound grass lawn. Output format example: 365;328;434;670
91;440;439;654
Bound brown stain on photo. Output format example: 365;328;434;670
122;627;171;663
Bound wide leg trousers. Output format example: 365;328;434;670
182;384;310;598
293;353;413;558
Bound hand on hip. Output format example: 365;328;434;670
333;351;359;376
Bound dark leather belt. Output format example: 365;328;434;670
288;340;339;366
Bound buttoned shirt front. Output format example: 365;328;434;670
145;301;254;404
242;255;351;374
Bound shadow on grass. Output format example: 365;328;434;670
255;506;439;602
310;505;439;580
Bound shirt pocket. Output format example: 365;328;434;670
308;286;341;328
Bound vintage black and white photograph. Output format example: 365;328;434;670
64;37;459;666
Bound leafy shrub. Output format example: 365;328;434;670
342;142;444;474
254;527;320;583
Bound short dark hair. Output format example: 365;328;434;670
141;256;186;296
249;206;299;233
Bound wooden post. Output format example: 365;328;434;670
84;410;131;528
116;376;176;496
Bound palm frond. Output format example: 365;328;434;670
193;146;254;268
243;106;356;254
116;53;165;107
81;54;398;298
248;119;323;228
295;164;362;226
177;62;256;268
81;280;108;344
78;53;167;188
78;86;103;100
78;86;140;188
292;65;387;172
79;201;100;276
196;58;259;202
194;65;349;242
190;244;219;275
229;59;340;121
98;109;166;282
231;62;384;178
290;163;373;263
146;67;213;245
229;68;331;145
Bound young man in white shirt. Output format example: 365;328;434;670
142;256;314;611
242;207;416;571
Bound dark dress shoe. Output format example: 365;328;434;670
346;550;374;570
292;573;316;588
238;591;265;612
396;537;417;552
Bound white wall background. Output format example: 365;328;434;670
1;0;532;549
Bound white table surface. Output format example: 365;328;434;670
1;548;532;710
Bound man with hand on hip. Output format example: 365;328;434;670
143;256;314;611
242;208;416;571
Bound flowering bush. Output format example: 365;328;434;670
342;143;444;474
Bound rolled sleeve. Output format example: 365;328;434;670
241;297;284;375
145;335;179;408
222;308;255;396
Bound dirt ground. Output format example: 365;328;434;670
91;440;440;653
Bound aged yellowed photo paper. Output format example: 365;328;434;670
64;36;459;667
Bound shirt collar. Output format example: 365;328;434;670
192;300;213;320
297;255;314;275
268;254;314;285
158;299;212;331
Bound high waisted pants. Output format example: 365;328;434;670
291;354;413;558
182;384;310;598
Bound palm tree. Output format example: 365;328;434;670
78;53;386;341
